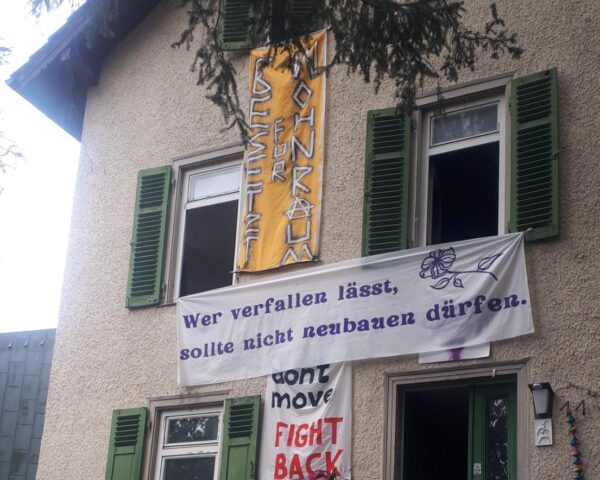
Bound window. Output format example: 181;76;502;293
174;161;242;298
217;0;322;51
145;396;260;480
417;97;506;245
104;395;261;480
218;0;254;51
126;146;244;308
153;406;222;480
362;69;559;256
384;364;528;480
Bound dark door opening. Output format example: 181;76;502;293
402;387;470;480
398;381;516;480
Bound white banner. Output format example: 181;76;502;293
177;234;533;386
259;363;352;480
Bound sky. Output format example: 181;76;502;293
0;2;80;333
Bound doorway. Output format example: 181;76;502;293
398;381;516;480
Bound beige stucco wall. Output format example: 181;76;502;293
37;1;600;479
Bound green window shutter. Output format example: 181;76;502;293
126;166;171;308
105;408;147;480
362;108;411;256
218;0;253;51
219;396;261;480
290;0;323;32
509;68;559;241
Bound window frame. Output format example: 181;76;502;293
144;392;230;480
163;143;245;303
410;73;513;248
383;362;529;480
154;407;222;480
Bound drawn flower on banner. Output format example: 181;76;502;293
419;248;456;279
419;247;503;290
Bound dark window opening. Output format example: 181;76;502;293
163;456;215;480
401;387;470;480
429;141;499;244
270;0;321;42
179;200;238;296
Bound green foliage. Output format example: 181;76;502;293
27;0;522;143
172;0;522;142
30;0;116;39
1;43;23;187
0;133;24;194
172;0;251;139
29;0;76;15
28;0;52;15
0;46;10;65
329;1;522;109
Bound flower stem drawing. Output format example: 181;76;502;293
419;247;503;290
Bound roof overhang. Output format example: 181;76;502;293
7;0;161;140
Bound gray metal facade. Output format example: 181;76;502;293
0;330;54;480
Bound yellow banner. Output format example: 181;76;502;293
238;30;326;272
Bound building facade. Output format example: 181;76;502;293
8;1;600;479
0;330;55;480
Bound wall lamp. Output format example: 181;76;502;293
528;383;554;419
